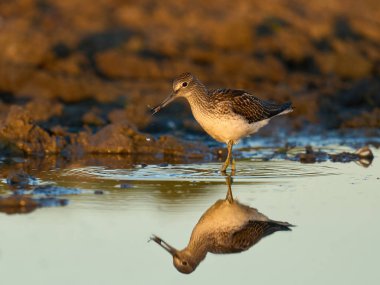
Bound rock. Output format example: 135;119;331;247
79;122;135;154
291;145;374;167
25;98;63;122
6;169;38;189
315;43;372;80
295;146;318;163
30;185;82;196
0;106;66;155
0;195;68;215
82;107;107;126
0;196;39;215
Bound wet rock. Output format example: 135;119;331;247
82;107;107;127
0;104;207;158
0;196;39;215
293;145;374;166
295;145;329;163
10;183;102;196
6;169;37;189
157;135;208;158
0;106;66;155
0;195;68;215
30;185;82;196
25;98;63;123
37;197;69;207
329;152;360;163
330;147;374;167
79;122;136;154
297;153;316;164
76;121;209;157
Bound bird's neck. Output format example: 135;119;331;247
186;84;210;111
183;237;208;264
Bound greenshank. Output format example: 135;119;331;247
153;72;293;172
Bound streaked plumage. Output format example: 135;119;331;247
153;72;293;172
150;176;294;274
209;88;292;123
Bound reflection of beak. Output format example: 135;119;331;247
150;235;178;256
152;93;176;115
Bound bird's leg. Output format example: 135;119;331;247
221;140;234;173
231;157;236;172
224;174;234;203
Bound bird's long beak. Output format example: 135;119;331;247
150;235;178;256
152;93;175;115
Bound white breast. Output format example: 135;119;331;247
192;200;268;236
191;107;269;143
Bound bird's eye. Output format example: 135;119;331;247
182;261;188;266
182;82;188;87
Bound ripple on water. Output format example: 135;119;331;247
64;160;339;183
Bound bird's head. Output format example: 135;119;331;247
172;72;196;98
150;235;198;274
152;72;204;114
172;250;198;274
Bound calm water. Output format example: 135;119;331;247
0;145;379;285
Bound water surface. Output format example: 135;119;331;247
0;145;379;285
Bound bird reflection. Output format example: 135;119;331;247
150;174;294;274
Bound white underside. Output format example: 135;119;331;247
191;199;269;237
193;111;269;143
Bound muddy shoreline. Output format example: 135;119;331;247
1;0;380;158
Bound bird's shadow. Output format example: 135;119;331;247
150;172;294;274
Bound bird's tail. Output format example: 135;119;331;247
280;101;293;115
262;220;295;237
262;100;293;118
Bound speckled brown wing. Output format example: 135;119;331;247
228;220;293;252
210;89;292;123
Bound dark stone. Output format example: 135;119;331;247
256;17;289;37
334;16;361;41
52;42;72;59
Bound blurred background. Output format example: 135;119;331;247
0;0;379;157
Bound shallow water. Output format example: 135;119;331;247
0;145;379;285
